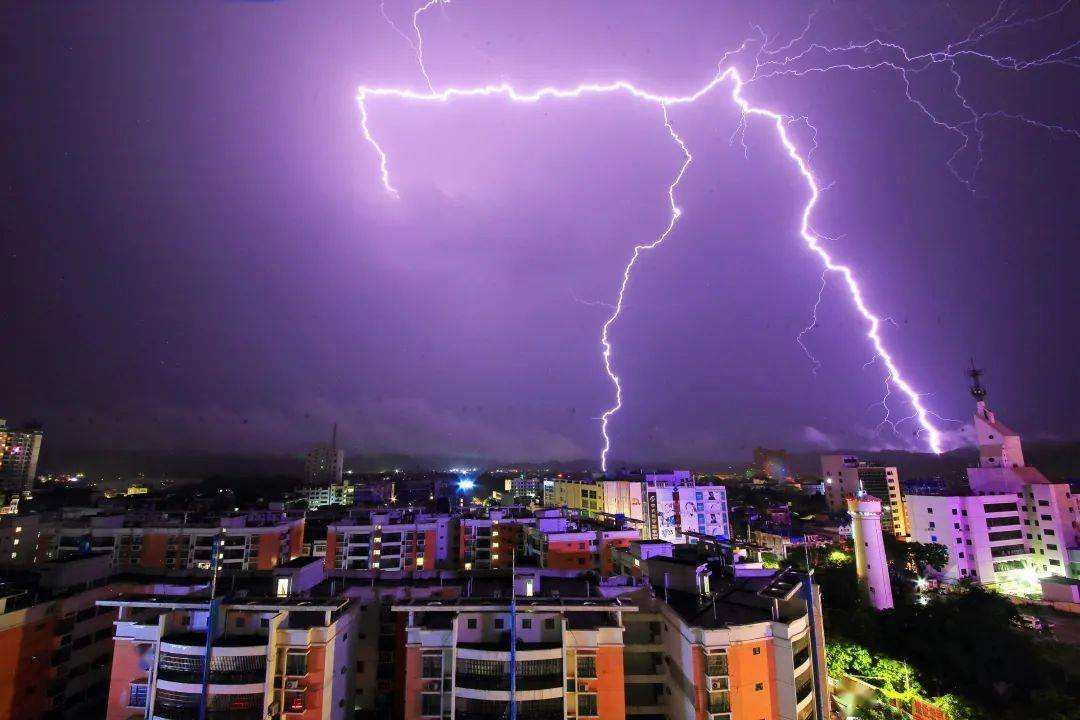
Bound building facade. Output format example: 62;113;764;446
35;512;304;572
0;419;43;494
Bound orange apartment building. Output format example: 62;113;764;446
326;510;455;571
0;553;203;720
101;595;355;720
30;512;304;572
525;523;640;576
393;569;827;720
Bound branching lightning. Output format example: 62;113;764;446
363;1;1079;468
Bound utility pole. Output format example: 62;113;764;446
509;549;517;720
198;528;225;720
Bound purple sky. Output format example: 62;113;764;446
2;1;1078;466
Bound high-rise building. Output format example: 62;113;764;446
305;425;345;486
0;419;43;494
905;367;1080;593
848;492;894;610
821;455;907;538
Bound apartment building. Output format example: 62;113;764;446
0;553;202;720
393;568;827;720
0;419;43;494
36;512;304;572
821;456;906;538
395;579;633;720
299;482;356;510
524;522;640;576
326;510;455;571
101;596;355;720
458;507;536;570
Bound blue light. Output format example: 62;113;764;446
458;478;476;491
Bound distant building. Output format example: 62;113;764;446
0;418;43;493
299;480;355;509
754;447;790;481
905;367;1080;593
304;424;344;486
822;455;907;538
326;509;455;571
551;471;730;543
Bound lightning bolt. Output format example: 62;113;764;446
360;2;1078;469
599;104;692;473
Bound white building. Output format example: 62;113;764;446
848;492;894;610
299;481;354;509
822;455;906;538
905;371;1080;594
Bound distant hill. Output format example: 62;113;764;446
39;442;1080;483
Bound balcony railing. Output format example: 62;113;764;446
792;647;811;669
455;673;563;691
157;668;267;684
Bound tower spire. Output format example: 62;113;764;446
967;359;987;403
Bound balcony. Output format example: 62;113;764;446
792;646;811;671
455;674;564;691
158;651;267;684
152;689;263;720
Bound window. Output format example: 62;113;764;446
421;693;441;717
958;552;965;558
544;618;556;630
1045;529;1056;536
752;647;761;656
466;618;477;629
577;655;597;678
755;683;764;691
285;651;308;676
521;619;532;629
578;694;598;716
494;618;505;630
422;653;442;679
128;683;148;708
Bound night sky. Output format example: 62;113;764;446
2;1;1077;466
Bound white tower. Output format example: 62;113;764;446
848;492;894;610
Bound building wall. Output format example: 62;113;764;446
729;640;779;720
